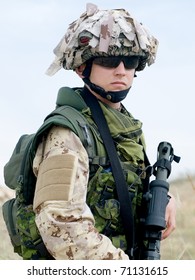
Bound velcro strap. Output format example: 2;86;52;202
33;154;78;210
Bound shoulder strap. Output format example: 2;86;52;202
30;86;94;160
82;87;135;259
56;87;87;110
33;104;98;157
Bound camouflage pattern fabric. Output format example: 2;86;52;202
16;203;42;259
33;126;129;260
46;3;158;76
33;102;145;259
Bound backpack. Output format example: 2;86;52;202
2;87;107;259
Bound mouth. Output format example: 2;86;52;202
110;81;127;90
111;81;126;86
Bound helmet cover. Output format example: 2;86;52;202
46;3;159;76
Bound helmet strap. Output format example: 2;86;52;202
83;77;131;103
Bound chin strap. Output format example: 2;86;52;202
82;77;130;103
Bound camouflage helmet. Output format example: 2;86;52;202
46;3;159;76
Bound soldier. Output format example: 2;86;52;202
33;3;176;259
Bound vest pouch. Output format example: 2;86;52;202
87;167;137;232
2;198;22;255
87;164;143;251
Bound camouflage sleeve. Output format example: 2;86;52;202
33;126;129;260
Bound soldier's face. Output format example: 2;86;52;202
89;59;135;93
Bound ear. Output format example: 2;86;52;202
75;64;86;78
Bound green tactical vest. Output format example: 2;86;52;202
54;87;146;251
3;86;146;259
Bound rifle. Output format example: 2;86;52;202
138;141;181;260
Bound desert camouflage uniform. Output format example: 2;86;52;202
33;3;158;260
33;126;129;259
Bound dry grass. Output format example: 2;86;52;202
0;174;195;260
160;175;195;259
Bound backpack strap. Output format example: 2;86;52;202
32;87;106;163
32;106;96;162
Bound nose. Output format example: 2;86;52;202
114;61;126;75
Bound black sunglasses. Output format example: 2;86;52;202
93;56;139;70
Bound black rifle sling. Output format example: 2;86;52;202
82;87;134;258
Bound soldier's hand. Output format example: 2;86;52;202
161;192;176;240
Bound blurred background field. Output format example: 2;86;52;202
0;174;195;260
160;175;195;259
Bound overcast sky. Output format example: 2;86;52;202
0;0;194;186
